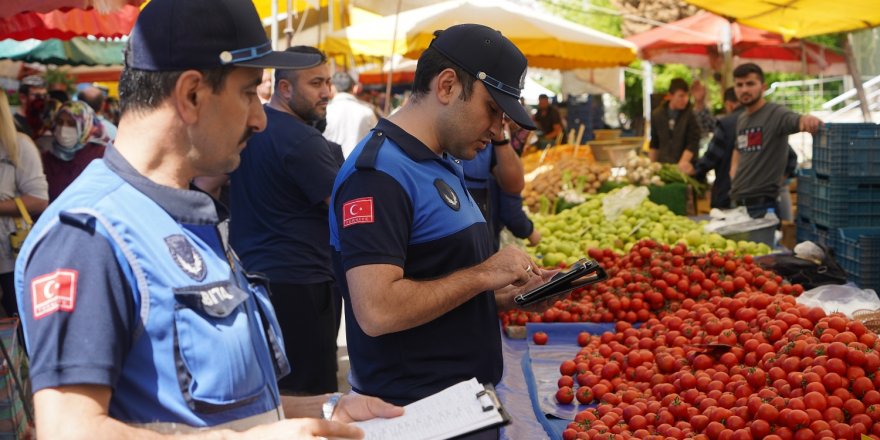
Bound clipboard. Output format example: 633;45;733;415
513;258;607;307
353;378;510;440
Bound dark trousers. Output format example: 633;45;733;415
270;281;339;394
0;272;16;317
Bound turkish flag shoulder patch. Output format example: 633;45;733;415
342;197;374;228
31;269;78;320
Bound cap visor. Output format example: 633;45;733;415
486;87;536;131
233;51;323;69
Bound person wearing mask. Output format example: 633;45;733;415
41;101;110;201
229;46;342;395
729;63;822;218
14;0;401;437
0;91;48;316
324;72;378;158
329;25;555;426
77;86;117;141
649;78;701;174
14;75;49;139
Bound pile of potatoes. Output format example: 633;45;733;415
523;158;611;212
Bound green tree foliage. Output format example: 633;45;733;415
538;0;623;37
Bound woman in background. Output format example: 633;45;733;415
0;91;48;316
41;101;109;201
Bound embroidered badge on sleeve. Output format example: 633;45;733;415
31;269;79;319
342;197;374;227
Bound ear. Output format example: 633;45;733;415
435;68;458;105
173;70;208;125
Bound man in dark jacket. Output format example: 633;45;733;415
650;78;701;174
694;88;740;209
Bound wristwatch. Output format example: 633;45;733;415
322;392;343;420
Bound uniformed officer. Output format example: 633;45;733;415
14;0;401;438
329;23;555;423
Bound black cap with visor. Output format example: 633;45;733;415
126;0;322;71
428;24;536;131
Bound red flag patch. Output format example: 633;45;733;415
31;269;78;320
342;197;374;228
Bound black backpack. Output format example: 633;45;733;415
755;244;849;291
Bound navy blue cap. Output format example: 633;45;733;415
429;24;535;131
127;0;322;71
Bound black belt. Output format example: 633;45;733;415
734;196;777;207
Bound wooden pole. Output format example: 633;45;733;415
843;33;871;122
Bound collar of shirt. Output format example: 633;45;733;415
103;146;226;225
375;118;446;162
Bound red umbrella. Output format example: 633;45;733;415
1;0;144;19
627;11;846;75
0;3;140;40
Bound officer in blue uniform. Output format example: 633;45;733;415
14;0;401;438
329;24;556;422
461;139;540;251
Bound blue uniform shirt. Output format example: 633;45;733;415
329;119;502;405
15;147;288;431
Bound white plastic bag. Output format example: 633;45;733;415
796;284;880;318
602;186;649;221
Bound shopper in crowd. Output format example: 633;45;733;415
532;93;564;149
729;62;822;218
229;46;342;395
77;86;118;141
14;0;401;437
14;75;49;139
692;87;742;209
257;68;273;104
329;25;555;429
462;120;540;250
691;79;716;137
649;78;701;174
40;101;109;201
324;72;378;158
0;91;48;317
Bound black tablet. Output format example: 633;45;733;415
513;258;607;307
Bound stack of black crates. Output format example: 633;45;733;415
797;123;880;292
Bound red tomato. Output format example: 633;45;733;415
532;331;548;345
556;386;574;404
575;386;593;404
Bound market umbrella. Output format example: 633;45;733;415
627;11;847;75
1;0;145;19
322;0;637;70
0;4;138;40
682;0;880;40
0;37;125;66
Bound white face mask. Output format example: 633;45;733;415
54;126;79;149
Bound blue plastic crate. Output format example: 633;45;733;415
830;227;880;292
796;169;814;220
796;215;815;244
811;174;880;228
813;123;880;177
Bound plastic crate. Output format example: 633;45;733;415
830;227;880;292
811;174;880;228
796;216;815;244
813;123;880;177
796;169;814;220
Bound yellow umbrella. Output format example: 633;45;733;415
252;0;327;20
683;0;880;40
322;0;637;70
